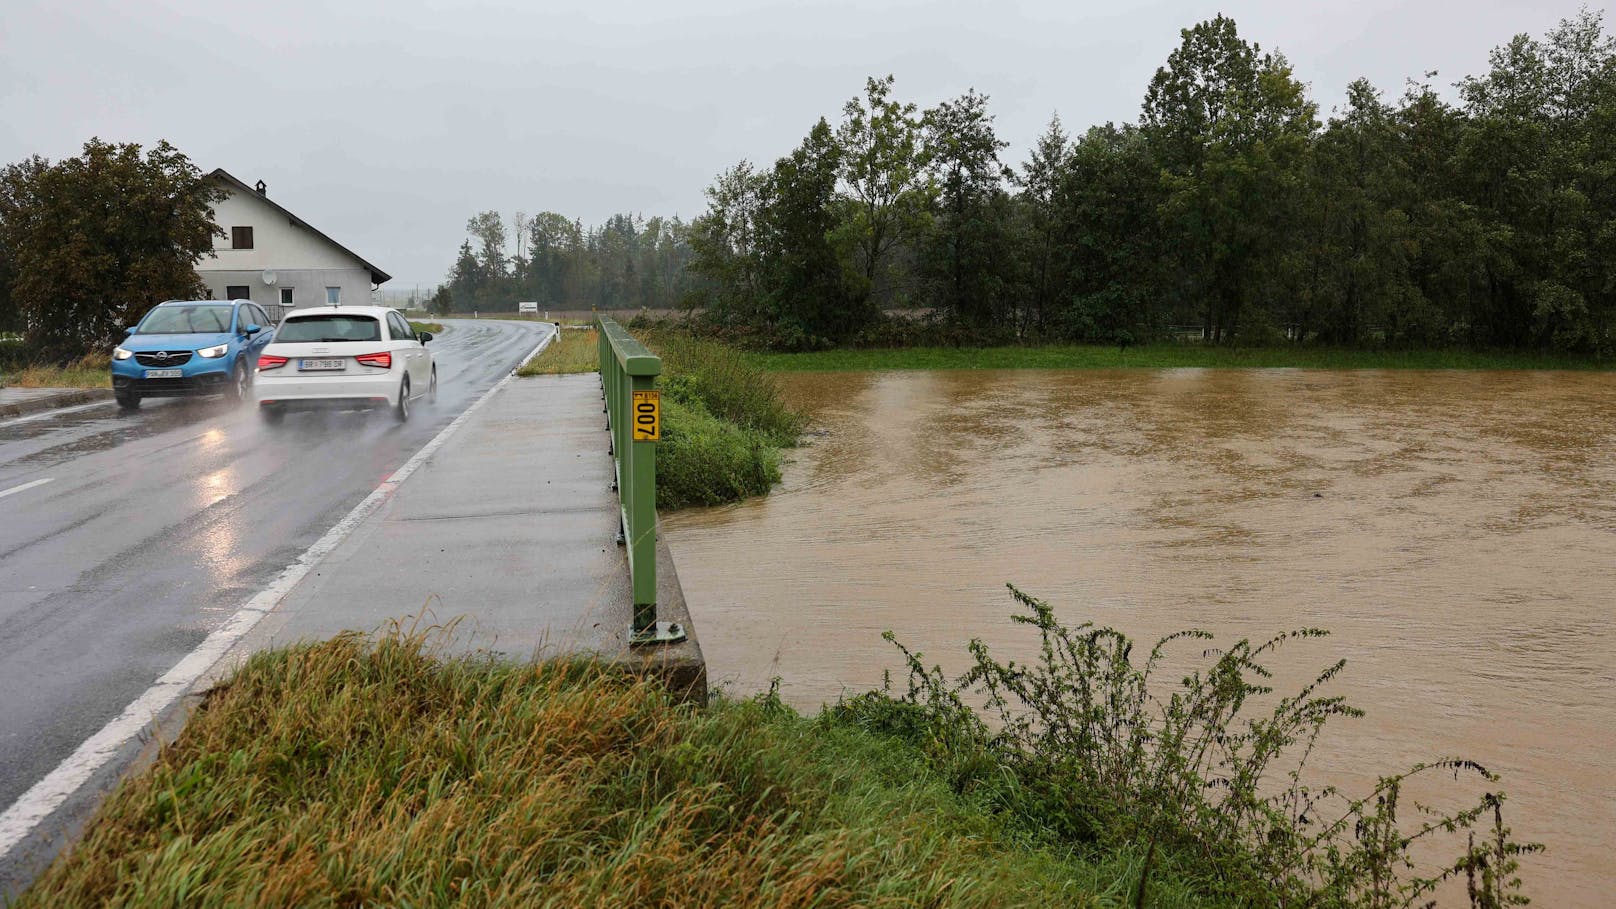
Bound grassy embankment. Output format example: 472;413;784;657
751;343;1611;372
409;320;445;335
19;597;1536;908
15;631;1138;908
520;328;801;509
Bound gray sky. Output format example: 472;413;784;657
0;0;1590;288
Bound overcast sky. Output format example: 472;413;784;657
0;0;1592;288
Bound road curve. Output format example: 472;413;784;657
0;318;551;818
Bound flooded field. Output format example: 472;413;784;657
665;368;1616;905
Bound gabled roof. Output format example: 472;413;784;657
207;168;392;285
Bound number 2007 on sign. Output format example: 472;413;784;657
632;390;660;441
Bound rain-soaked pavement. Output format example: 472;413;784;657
0;318;550;824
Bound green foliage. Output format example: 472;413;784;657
656;396;781;510
837;586;1543;908
642;329;800;508
444;208;697;313
477;9;1616;359
425;283;453;316
18;631;1136;908
0;139;223;363
650;331;804;445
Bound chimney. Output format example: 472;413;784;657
254;179;267;196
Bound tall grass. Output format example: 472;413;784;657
0;352;111;389
517;327;801;509
649;332;803;446
838;586;1542;908
18;630;1151;908
517;328;598;376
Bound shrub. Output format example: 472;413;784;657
656;396;781;509
650;331;803;445
837;586;1542;908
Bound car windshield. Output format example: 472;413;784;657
136;305;233;334
275;314;382;343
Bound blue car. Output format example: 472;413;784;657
111;300;276;409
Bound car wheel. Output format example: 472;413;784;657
226;361;249;403
395;376;411;422
428;367;438;403
115;391;141;411
259;405;284;425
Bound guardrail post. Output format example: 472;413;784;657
597;317;686;647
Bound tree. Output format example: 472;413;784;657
1015;114;1074;337
1142;15;1318;342
921;89;1012;330
1297;79;1421;345
466;210;509;281
446;240;483;311
427;284;453;316
1054;124;1169;342
833;75;933;310
756;119;858;345
0;139;223;362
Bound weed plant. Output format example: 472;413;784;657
836;586;1543;908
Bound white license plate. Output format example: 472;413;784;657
299;359;346;371
143;368;183;379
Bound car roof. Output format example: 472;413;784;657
282;306;395;318
159;300;238;306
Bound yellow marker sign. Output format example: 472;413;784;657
632;390;661;441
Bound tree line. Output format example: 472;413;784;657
456;9;1612;354
434;210;698;314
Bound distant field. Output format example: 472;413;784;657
748;344;1614;372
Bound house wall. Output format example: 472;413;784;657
196;184;380;315
197;267;376;318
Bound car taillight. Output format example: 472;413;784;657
355;352;392;369
257;355;288;370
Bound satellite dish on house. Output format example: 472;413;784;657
262;269;277;286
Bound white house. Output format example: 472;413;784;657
195;169;391;320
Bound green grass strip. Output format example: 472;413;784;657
747;344;1614;372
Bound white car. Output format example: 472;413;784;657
253;306;436;424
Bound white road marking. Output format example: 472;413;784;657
0;325;555;860
0;400;116;427
0;478;53;500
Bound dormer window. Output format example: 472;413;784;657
231;226;254;249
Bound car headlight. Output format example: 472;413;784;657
197;343;229;358
113;347;133;360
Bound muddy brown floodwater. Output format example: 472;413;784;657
664;368;1616;905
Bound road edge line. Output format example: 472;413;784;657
0;326;555;861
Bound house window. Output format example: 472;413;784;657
226;285;250;300
326;286;341;305
231;226;254;249
280;288;294;307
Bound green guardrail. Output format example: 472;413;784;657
597;317;686;646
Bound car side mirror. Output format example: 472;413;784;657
125;326;137;335
418;332;433;343
244;324;262;335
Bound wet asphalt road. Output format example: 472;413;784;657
0;318;551;812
